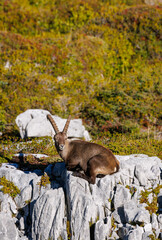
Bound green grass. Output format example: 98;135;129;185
0;176;20;198
140;184;162;215
0;130;161;165
0;0;161;161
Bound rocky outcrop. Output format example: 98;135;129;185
144;0;162;5
0;154;161;240
15;109;91;140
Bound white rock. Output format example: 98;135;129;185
0;154;161;240
15;109;91;140
0;193;17;217
32;188;67;240
123;200;139;223
145;0;162;6
65;170;116;240
0;212;19;240
112;207;126;224
66;176;100;240
94;217;112;240
142;231;154;240
14;153;49;159
157;214;162;229
127;226;144;240
114;184;132;209
147;192;153;204
135;165;148;186
155;229;161;239
15;185;32;208
19;217;25;230
4;60;11;69
0;163;40;190
151;213;159;230
123;199;150;224
144;223;152;232
134;209;150;224
118;224;134;239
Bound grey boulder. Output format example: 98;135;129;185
15;109;91;140
0;213;19;240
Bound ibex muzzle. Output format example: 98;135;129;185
47;114;119;184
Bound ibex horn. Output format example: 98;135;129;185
63;115;71;134
47;114;59;134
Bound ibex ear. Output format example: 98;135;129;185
63;115;71;134
47;114;59;134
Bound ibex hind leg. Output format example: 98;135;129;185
86;155;112;184
72;155;107;184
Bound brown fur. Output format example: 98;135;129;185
47;114;119;184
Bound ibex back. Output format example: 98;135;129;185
47;114;119;184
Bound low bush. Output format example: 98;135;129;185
0;0;161;159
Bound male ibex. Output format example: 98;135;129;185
47;114;119;184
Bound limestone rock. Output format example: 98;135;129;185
134;209;150;224
151;213;159;230
0;213;19;240
123;200;139;223
157;214;162;229
14;185;32;208
144;0;162;5
135;164;148;186
94;217;112;240
15;109;91;140
0;154;161;240
0;163;40;191
123;200;150;224
0;193;17;217
142;231;154;240
117;224;134;239
127;226;144;240
113;184;131;209
31;188;67;240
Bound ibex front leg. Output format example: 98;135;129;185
66;163;81;172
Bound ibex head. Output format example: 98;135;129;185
47;114;71;151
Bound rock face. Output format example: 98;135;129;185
15;109;91;140
0;154;161;240
144;0;162;5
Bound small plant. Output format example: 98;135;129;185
148;234;159;240
57;236;63;240
109;216;116;237
37;173;50;188
66;220;71;240
111;216;116;230
140;189;151;204
25;199;31;205
140;184;162;215
126;185;137;197
146;196;158;216
95;214;99;222
0;176;20;198
89;217;93;227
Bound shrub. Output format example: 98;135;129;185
0;176;20;198
0;0;161;161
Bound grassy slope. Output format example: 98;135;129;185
0;0;161;160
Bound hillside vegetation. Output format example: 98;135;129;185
0;0;161;159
